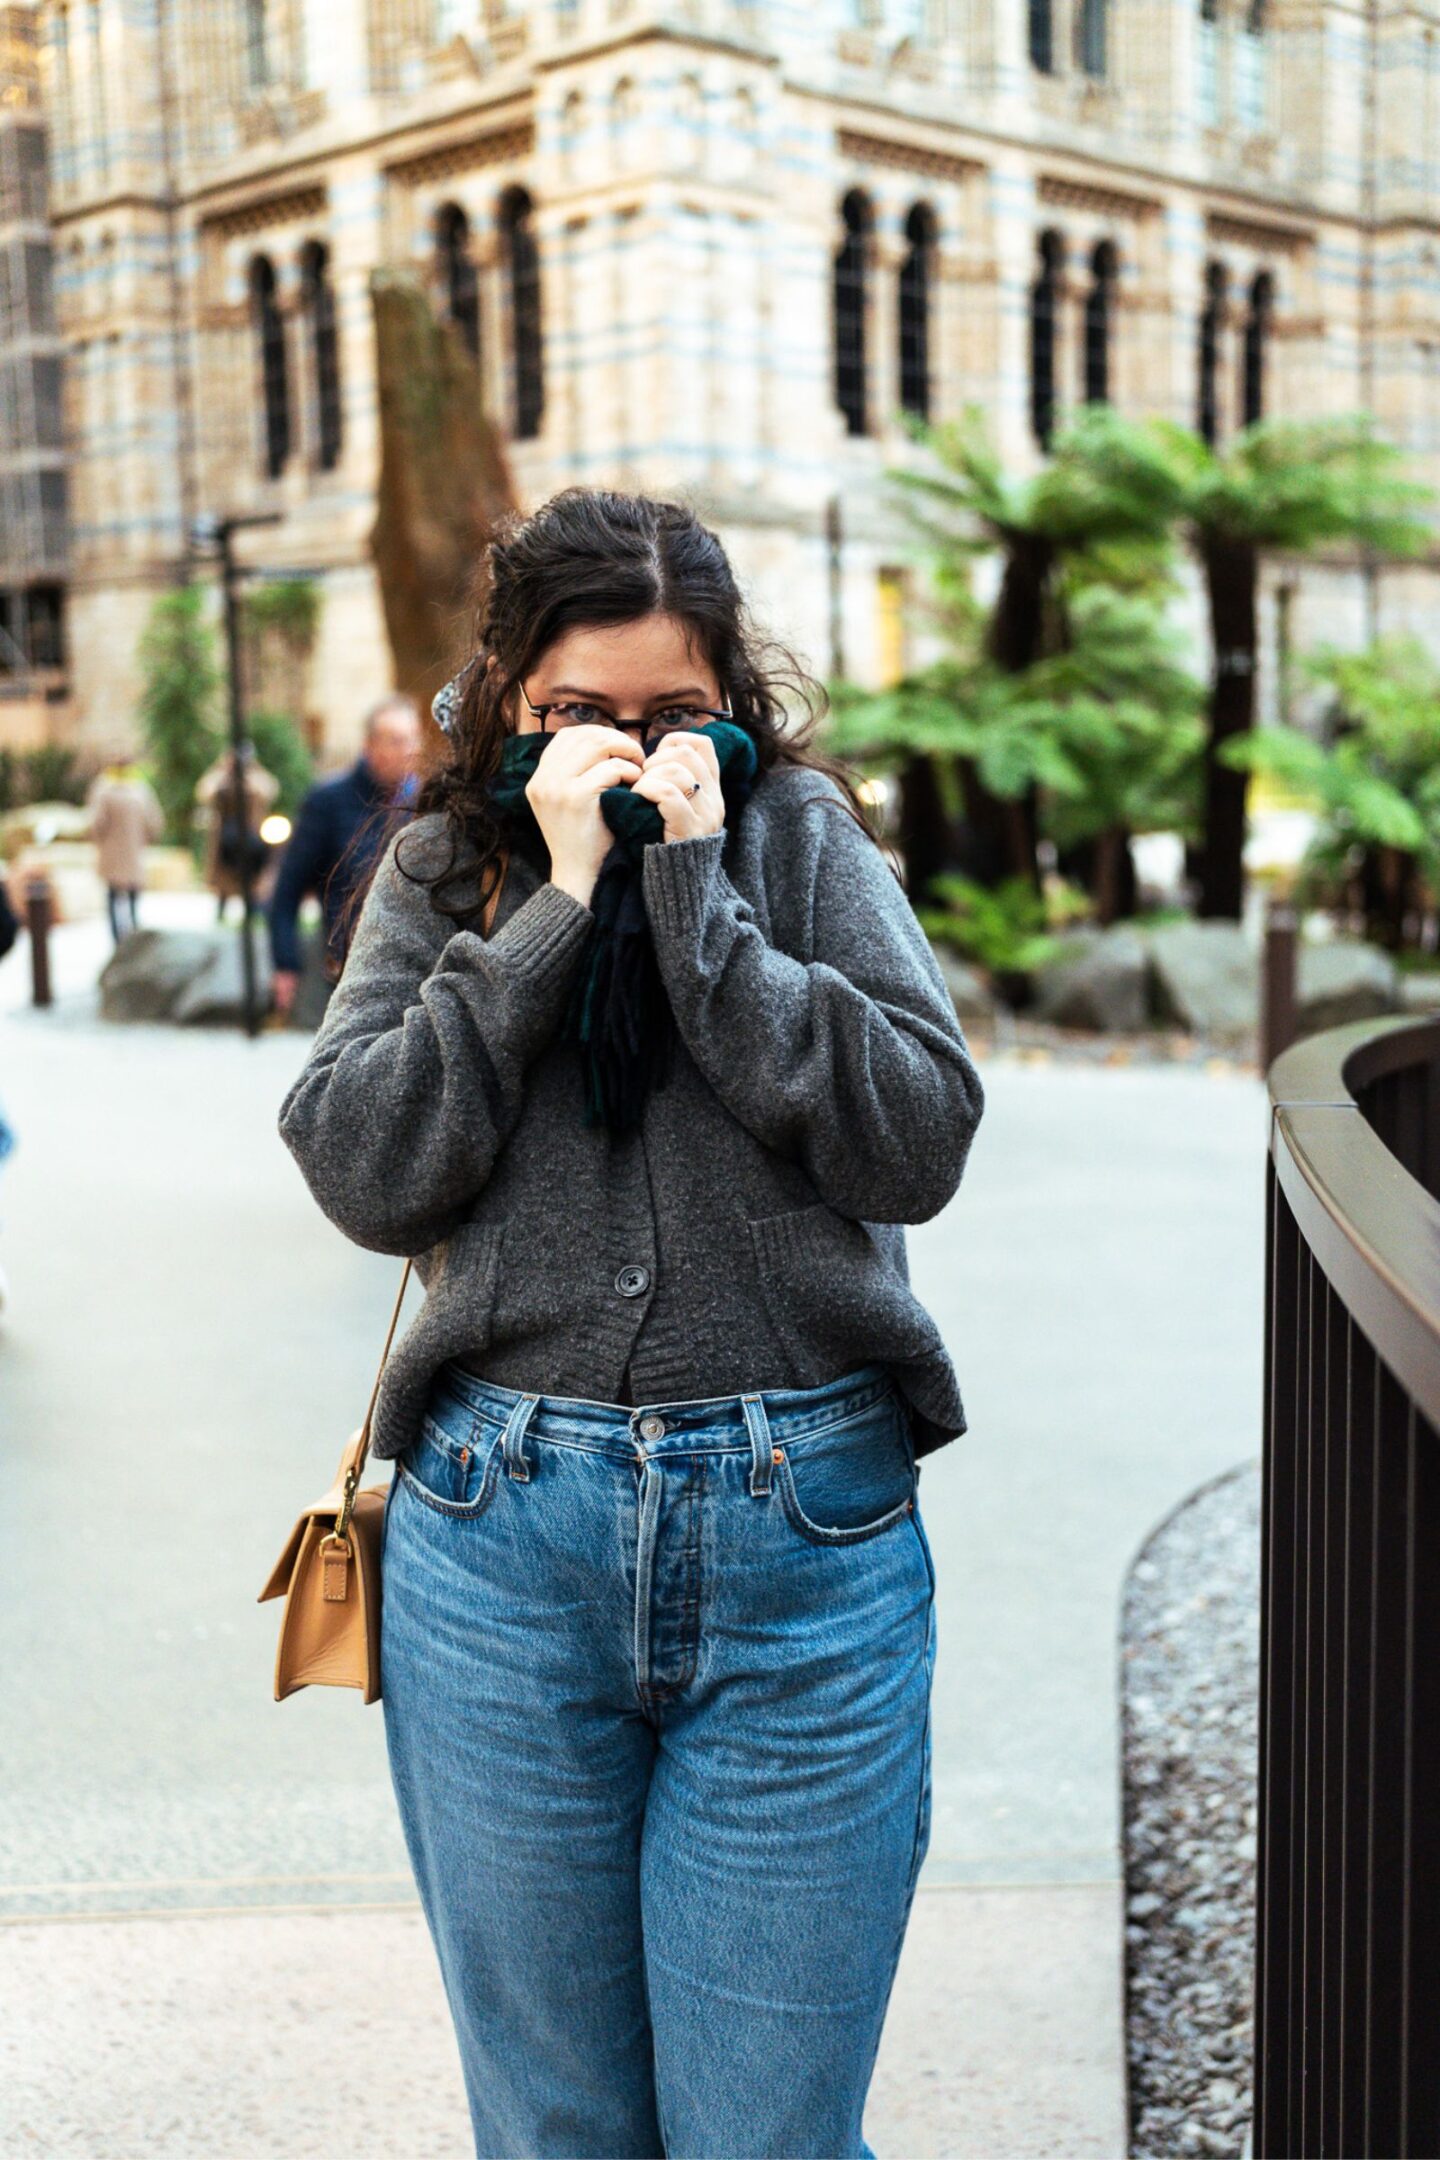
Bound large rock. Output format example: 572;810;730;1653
99;930;223;1022
930;945;999;1023
282;930;336;1031
171;932;274;1026
1399;971;1440;1015
1146;921;1258;1038
1031;925;1150;1032
99;927;272;1026
1296;940;1401;1033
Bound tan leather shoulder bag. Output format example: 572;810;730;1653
258;850;510;1704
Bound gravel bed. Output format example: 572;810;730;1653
1121;1460;1261;2160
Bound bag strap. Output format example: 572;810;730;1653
337;847;511;1529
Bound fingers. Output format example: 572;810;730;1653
644;732;720;786
526;740;644;813
539;723;645;777
575;754;647;794
627;764;723;841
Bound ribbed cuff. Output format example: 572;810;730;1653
641;830;727;939
448;880;592;996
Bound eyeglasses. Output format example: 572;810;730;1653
521;689;733;740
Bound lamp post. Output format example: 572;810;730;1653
189;511;281;1039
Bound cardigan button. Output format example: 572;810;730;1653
615;1264;651;1298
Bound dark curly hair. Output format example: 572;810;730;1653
359;487;883;935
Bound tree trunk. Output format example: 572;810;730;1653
1198;533;1258;921
1093;826;1129;927
897;753;969;903
1053;824;1139;920
369;269;518;717
960;535;1054;894
1364;842;1418;953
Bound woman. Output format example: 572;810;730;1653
84;751;164;943
194;742;280;922
279;490;985;2160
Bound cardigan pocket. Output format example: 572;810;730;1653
747;1202;948;1391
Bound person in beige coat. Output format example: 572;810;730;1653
194;745;281;921
85;758;165;943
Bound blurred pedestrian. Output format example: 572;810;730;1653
267;694;422;1020
84;752;164;943
194;743;280;924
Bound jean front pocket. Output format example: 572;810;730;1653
772;1394;917;1547
395;1412;506;1520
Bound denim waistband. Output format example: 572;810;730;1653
432;1358;897;1460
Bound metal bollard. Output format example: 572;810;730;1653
1261;892;1298;1075
25;872;53;1008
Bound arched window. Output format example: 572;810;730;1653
1075;0;1107;78
898;202;936;423
1082;239;1117;405
249;254;289;479
85;0;110;187
243;0;269;89
1029;0;1053;72
300;239;342;471
558;91;585;185
833;189;872;437
1241;268;1273;427
435;202;480;361
729;88;758;182
610;77;639;174
1197;259;1226;446
1197;0;1220;124
1237;0;1267;130
498;186;543;440
675;74;704;172
1030;228;1064;450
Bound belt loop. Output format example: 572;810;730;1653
742;1393;774;1497
501;1392;540;1482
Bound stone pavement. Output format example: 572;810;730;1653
0;903;1266;2156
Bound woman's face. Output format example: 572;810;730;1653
515;613;723;738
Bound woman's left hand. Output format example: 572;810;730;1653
629;731;725;843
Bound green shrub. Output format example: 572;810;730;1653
137;584;223;841
245;708;314;819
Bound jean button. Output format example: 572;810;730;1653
639;1413;666;1441
615;1264;651;1297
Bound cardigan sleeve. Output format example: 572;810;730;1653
641;786;985;1224
278;822;593;1254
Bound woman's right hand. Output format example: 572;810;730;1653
524;724;645;909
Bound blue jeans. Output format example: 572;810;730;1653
380;1359;937;2160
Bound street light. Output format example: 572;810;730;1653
188;513;321;1039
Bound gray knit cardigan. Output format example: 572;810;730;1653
278;762;985;1461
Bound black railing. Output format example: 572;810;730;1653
1258;1014;1440;2158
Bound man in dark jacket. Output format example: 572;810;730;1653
268;695;422;1019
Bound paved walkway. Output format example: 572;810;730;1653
0;904;1267;2156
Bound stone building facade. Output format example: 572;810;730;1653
33;0;1440;755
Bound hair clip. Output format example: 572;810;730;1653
431;670;466;737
